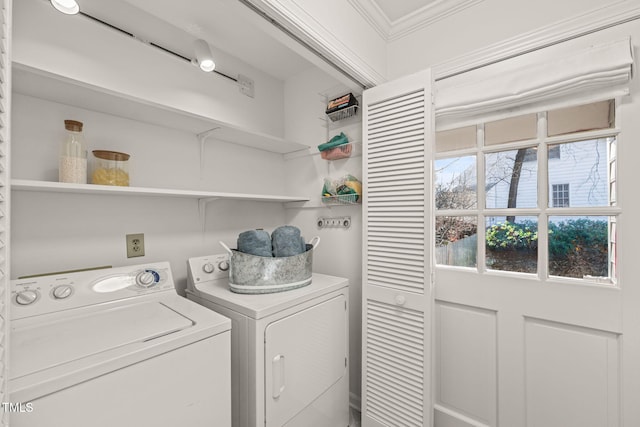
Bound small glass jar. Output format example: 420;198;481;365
59;120;87;184
91;150;130;186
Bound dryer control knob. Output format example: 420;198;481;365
202;263;215;274
218;260;229;271
15;290;38;305
52;285;73;299
136;271;157;288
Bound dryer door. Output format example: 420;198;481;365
264;294;347;427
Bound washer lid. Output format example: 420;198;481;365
11;301;193;380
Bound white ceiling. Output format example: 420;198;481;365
349;0;482;41
80;0;315;81
372;0;441;23
78;0;478;82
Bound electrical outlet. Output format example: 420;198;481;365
126;233;145;258
317;216;351;229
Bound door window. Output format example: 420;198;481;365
434;100;618;284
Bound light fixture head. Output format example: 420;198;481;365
50;0;80;15
194;39;216;72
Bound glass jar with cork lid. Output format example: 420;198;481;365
59;119;88;184
91;150;130;186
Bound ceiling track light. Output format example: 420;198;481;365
50;0;80;15
44;5;238;84
193;39;216;72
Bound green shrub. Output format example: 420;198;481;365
548;218;608;258
486;220;538;251
486;218;607;257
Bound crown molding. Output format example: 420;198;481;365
433;0;640;80
242;0;640;90
240;0;387;88
347;0;391;41
348;0;483;41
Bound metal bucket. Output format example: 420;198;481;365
219;237;320;294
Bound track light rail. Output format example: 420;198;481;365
77;9;237;83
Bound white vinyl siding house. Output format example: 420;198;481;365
485;139;609;210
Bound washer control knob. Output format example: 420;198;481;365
218;260;229;271
16;290;38;306
52;285;73;299
136;271;157;288
202;263;215;274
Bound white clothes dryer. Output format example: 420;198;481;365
10;261;231;427
186;254;350;427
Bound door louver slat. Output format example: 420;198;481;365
369;253;424;265
368;134;424;150
368;173;424;184
368;148;425;163
368;246;424;258
366;299;424;427
367;95;424;118
368;90;424;112
367;188;424;197
367;358;424;391
368;125;424;141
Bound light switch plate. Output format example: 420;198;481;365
238;74;254;98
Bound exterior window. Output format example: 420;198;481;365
435;99;618;284
435;216;477;267
486;216;538;274
524;146;559;162
485;148;537;209
552;184;570;207
435;156;477;210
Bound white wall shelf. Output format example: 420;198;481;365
11;179;309;203
12;62;311;155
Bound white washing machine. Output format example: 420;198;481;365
186;254;350;427
10;261;232;427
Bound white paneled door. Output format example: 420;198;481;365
362;69;434;427
431;27;640;427
363;24;640;427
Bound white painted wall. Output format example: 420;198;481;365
14;0;286;138
10;93;288;295
10;0;302;295
283;66;364;407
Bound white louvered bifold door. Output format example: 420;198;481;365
362;69;434;427
0;1;9;425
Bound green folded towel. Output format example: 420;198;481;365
317;132;348;152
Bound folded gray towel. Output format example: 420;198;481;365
272;225;306;257
237;229;272;257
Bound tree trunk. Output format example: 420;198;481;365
506;148;527;223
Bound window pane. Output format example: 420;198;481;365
548;216;612;281
547;139;612;207
551;184;570;207
486;216;538;273
436;125;476;152
547;100;614;137
435;216;477;267
435;156;477;210
609;138;617;206
485;148;538;208
485;113;537;145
